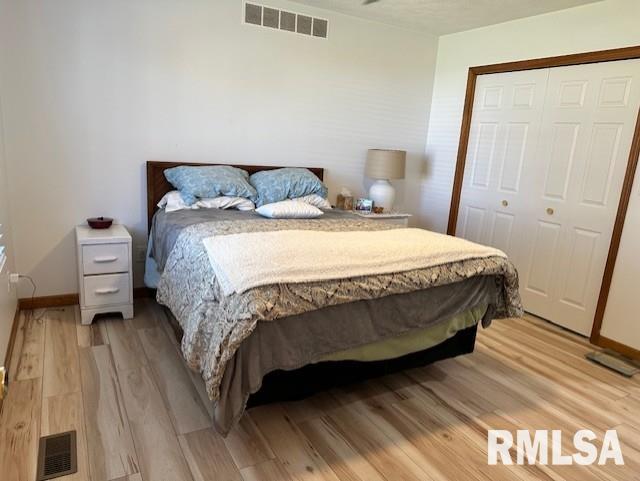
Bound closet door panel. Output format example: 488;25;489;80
457;69;550;269
498;122;529;193
469;122;499;189
522;58;640;335
558;227;600;309
581;123;624;206
489;211;515;254
542;122;581;200
460;205;487;244
521;219;562;320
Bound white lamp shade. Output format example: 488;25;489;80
365;149;406;180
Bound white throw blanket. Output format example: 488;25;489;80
203;228;507;296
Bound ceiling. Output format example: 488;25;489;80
289;0;601;35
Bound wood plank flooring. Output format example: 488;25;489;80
1;298;639;480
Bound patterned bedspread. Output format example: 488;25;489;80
154;210;523;405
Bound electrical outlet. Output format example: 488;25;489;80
8;272;19;293
135;246;146;263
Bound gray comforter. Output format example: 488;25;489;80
153;209;522;434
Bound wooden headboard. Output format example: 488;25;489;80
146;161;325;231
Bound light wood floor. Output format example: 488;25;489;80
1;299;639;481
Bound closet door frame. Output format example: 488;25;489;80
447;45;640;358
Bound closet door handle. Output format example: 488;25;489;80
94;256;118;263
95;287;120;295
501;200;509;207
546;208;554;215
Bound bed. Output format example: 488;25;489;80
145;161;522;435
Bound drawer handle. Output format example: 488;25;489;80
94;287;120;295
94;256;118;263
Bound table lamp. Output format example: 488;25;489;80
365;149;406;211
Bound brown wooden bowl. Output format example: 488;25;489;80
87;217;113;229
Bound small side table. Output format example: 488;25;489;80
75;224;134;325
353;212;411;228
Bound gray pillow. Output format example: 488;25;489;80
249;168;328;207
164;166;257;205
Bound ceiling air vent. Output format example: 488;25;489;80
280;11;296;32
243;2;329;39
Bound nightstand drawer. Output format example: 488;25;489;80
82;243;129;275
83;273;130;307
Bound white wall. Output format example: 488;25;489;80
424;0;640;233
0;0;438;296
601;171;640;350
0;93;18;363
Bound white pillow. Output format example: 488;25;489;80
255;200;324;219
196;197;255;211
294;194;332;210
157;191;195;212
158;191;256;212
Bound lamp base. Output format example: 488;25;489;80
368;179;395;212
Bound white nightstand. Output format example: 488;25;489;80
76;224;134;325
354;212;411;228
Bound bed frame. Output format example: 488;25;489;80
146;160;477;406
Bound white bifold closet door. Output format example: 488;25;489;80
457;58;640;335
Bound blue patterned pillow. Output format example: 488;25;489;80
250;168;328;207
164;166;257;205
